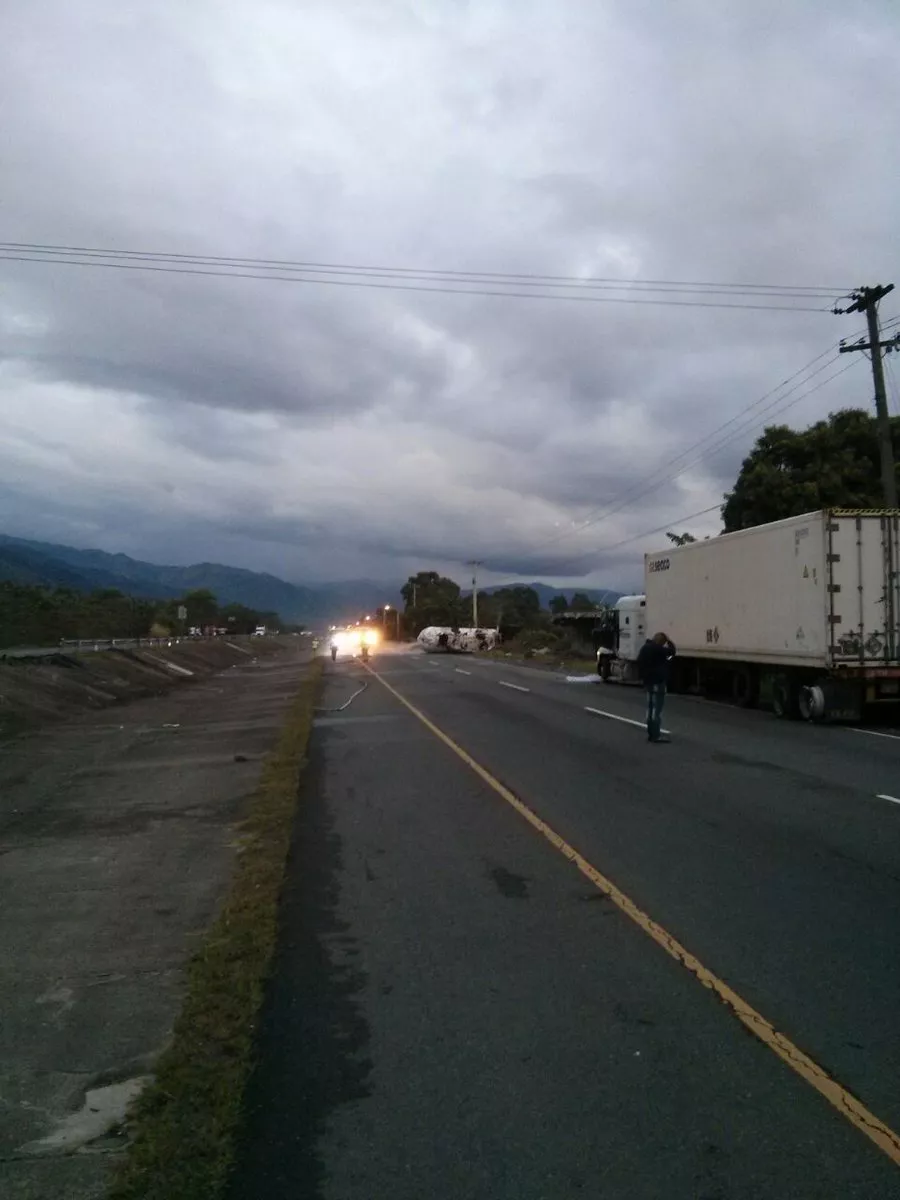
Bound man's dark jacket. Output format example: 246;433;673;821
637;638;676;686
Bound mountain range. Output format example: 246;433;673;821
0;534;623;621
0;535;395;621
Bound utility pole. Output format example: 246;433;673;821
468;561;483;628
835;283;900;508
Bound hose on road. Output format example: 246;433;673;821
315;680;369;713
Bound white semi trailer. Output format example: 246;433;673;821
596;509;900;722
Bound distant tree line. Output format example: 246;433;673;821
0;583;292;649
547;592;607;614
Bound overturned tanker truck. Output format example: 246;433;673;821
417;626;500;653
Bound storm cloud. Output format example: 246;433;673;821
1;0;898;591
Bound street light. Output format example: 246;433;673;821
384;604;400;640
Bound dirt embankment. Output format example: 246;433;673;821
0;637;293;738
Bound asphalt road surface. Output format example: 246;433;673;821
231;645;900;1199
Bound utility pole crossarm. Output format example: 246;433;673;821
839;334;900;355
834;283;897;508
832;282;894;316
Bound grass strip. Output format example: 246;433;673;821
108;657;323;1200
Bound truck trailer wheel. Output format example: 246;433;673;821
799;683;827;723
772;674;801;720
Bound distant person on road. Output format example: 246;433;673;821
637;631;676;743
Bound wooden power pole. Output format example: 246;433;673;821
835;283;900;508
468;561;483;628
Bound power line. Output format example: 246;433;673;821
649;357;860;496
528;343;854;556
575;357;860;549
0;240;849;297
0;249;834;313
593;504;723;556
536;357;857;567
530;354;860;566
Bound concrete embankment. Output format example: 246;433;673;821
0;638;291;738
0;642;317;1200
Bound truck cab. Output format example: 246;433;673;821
596;594;647;684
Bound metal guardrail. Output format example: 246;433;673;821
57;635;250;650
0;633;266;659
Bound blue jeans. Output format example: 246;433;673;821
646;683;666;741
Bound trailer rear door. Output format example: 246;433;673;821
827;511;900;666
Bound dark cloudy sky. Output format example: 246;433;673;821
2;1;898;591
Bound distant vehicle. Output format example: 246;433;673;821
597;509;900;722
253;626;267;637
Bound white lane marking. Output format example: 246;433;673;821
455;668;472;676
876;793;900;805
848;727;900;742
498;680;530;693
585;706;670;736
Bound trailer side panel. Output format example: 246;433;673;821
644;512;828;667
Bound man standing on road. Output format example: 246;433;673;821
637;631;676;743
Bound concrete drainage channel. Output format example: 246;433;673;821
0;638;288;738
0;645;320;1200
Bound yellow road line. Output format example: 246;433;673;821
369;664;900;1170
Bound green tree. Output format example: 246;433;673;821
0;583;155;647
489;586;543;637
570;592;597;612
666;531;697;546
549;594;569;615
722;408;900;532
182;588;219;626
401;571;464;633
